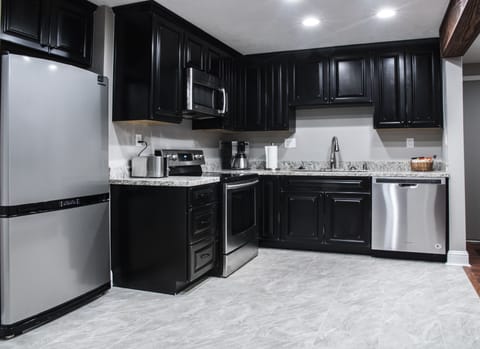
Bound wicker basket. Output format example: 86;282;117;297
410;158;434;171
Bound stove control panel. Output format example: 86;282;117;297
157;149;205;167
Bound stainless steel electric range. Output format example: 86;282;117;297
158;149;259;277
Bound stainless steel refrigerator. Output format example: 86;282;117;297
0;54;110;338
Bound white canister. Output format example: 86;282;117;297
265;144;278;170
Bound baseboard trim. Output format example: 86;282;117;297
446;250;470;266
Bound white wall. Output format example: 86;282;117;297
223;107;443;163
96;7;443;169
443;57;469;266
463;80;480;241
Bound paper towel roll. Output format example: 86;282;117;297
265;145;278;169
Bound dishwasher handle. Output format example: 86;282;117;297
398;183;418;188
374;177;446;185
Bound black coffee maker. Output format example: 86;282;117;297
220;141;250;169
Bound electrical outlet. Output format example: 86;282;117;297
406;138;414;149
135;134;143;146
284;138;296;149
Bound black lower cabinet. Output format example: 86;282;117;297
110;183;218;295
324;192;371;251
260;176;371;254
282;192;323;244
260;176;281;242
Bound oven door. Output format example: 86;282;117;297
186;68;227;117
223;178;259;254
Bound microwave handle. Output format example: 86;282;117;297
219;88;227;115
224;90;229;114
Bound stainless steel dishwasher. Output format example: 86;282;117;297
372;177;447;256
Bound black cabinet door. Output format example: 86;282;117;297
266;61;293;130
324;193;370;247
293;54;329;105
206;47;222;77
373;51;406;128
184;33;205;70
1;0;49;51
48;0;95;66
405;47;442;128
281;192;324;242
260;176;280;241
329;53;372;104
152;16;183;122
245;64;266;130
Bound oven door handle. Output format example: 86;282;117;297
225;179;259;190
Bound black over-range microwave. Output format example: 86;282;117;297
184;67;228;118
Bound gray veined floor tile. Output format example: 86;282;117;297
1;248;480;349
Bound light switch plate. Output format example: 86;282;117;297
406;138;414;149
135;134;143;146
284;138;296;148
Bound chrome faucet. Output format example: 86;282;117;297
330;136;340;169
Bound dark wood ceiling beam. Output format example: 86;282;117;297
440;0;480;57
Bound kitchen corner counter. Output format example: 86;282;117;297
214;169;449;178
110;176;221;187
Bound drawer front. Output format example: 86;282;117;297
282;176;371;193
189;184;218;207
189;238;215;281
189;203;217;244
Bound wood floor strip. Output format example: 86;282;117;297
465;242;480;298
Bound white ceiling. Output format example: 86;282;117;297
91;0;449;55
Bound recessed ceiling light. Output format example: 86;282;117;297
376;8;396;19
302;17;320;27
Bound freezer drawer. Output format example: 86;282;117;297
372;177;447;255
0;202;110;325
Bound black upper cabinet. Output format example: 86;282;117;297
1;0;49;50
293;53;328;105
373;40;442;129
293;50;372;106
113;9;183;123
184;33;205;70
206;47;222;77
324;192;371;246
405;46;442;128
243;57;295;131
48;0;95;65
244;63;265;130
329;53;372;104
184;34;224;77
266;61;295;130
0;0;96;66
373;51;406;128
152;17;183;121
114;2;241;125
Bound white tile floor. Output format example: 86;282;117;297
2;248;480;349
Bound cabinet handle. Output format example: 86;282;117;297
324;97;328;101
330;97;335;101
200;253;211;259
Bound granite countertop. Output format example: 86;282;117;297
215;169;449;178
110;176;221;187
